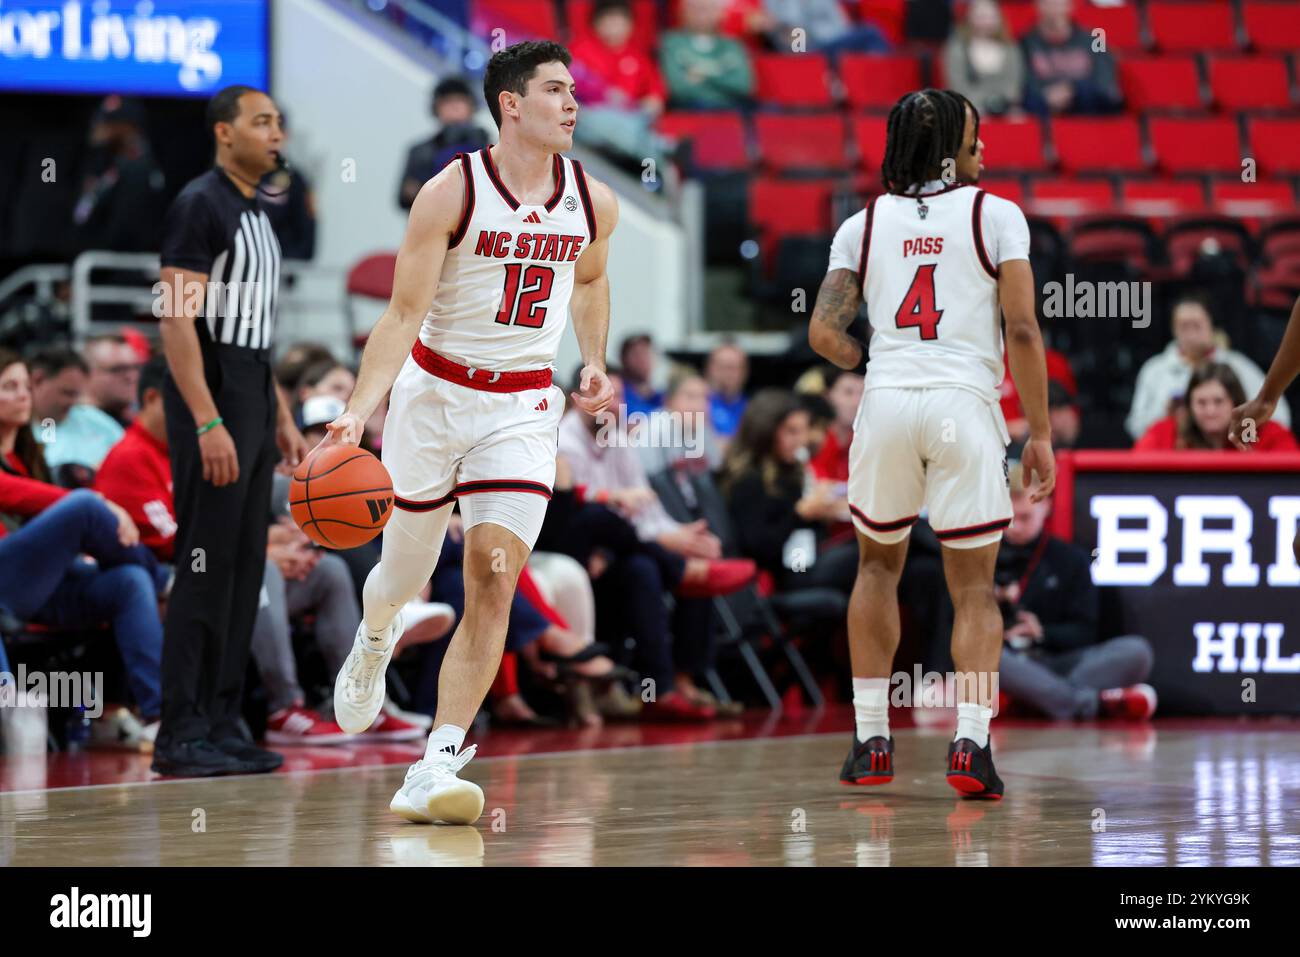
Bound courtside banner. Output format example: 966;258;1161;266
1051;451;1300;716
0;0;268;97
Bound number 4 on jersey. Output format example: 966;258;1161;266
895;263;943;340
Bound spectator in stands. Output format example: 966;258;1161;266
809;368;861;485
619;333;663;417
398;77;494;210
275;342;335;391
1135;362;1299;452
661;0;756;109
720;389;856;599
637;367;723;478
294;358;356;410
717;0;776;47
1127;294;1289;441
27;347;123;474
83;334;142;427
569;1;671;170
1002;346;1077;446
706;340;749;441
997;463;1157;720
762;0;891;56
260;111;317;261
0;348;166;743
1020;0;1121;116
944;0;1026;117
72;96;167;253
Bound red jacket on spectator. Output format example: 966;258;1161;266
1000;346;1077;424
0;451;68;540
809;426;850;482
569;34;666;107
1134;416;1300;452
92;421;176;560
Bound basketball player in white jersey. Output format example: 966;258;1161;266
810;89;1055;799
318;41;618;825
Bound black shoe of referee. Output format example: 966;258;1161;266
212;736;283;774
151;739;246;777
946;737;1004;800
839;734;894;785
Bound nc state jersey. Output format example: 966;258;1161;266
420;147;597;372
828;183;1030;401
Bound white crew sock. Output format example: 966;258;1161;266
425;723;466;760
955;702;992;748
852;677;891;742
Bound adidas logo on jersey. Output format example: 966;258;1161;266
522;210;542;224
534;397;549;412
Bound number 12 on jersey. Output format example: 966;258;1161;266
495;263;555;328
894;263;943;340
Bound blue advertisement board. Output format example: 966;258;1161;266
0;0;268;97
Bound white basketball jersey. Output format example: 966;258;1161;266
858;184;1003;400
419;147;597;372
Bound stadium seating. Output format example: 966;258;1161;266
470;0;559;40
1146;2;1239;52
754;114;848;173
657;112;749;172
1118;57;1203;112
754;53;835;109
1249;118;1300;175
979;117;1048;172
1208;56;1292;111
1241;1;1300;53
1052;116;1146;174
840;54;924;110
1149;117;1243;174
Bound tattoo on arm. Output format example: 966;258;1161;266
810;269;864;367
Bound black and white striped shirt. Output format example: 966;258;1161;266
160;168;281;356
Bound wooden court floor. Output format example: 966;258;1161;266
3;721;1297;866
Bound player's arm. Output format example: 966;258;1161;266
569;176;619;415
1000;258;1055;501
808;269;864;369
1230;293;1300;447
324;163;464;447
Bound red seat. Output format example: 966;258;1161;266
1150;117;1242;174
980;117;1047;172
754;53;834;108
566;0;659;49
1250;118;1300;175
749;178;838;238
346;252;398;350
1147;2;1239;52
979;177;1026;208
1122;180;1206;217
1070;219;1154;270
839;54;923;110
1209;56;1292;111
657;112;748;171
1165;217;1253;274
1052;116;1145;173
755;113;848;172
1210;180;1297;218
1118;57;1202;111
1243;1;1300;53
1074;4;1144;51
1029;179;1117;217
852;113;889;171
857;0;907;45
470;0;559;40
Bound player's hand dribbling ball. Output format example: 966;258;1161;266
290;444;393;549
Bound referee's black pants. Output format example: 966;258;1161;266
159;347;278;747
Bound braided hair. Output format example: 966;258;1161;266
880;89;978;195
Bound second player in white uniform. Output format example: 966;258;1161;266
811;89;1055;800
320;41;619;825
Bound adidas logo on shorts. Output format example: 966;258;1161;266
534;397;548;412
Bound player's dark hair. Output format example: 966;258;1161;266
296;358;351;397
137;354;168;406
797;392;834;428
881;88;978;195
0;347;53;485
720;388;805;497
1180;362;1247;449
274;342;336;389
483;40;572;129
206;84;260;139
1170;290;1216;325
619;333;652;364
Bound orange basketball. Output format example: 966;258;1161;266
290;445;394;549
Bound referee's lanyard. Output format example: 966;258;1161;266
1016;532;1051;598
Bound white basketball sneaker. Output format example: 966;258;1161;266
333;612;405;734
390;745;485;825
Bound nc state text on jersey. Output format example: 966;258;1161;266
473;230;586;262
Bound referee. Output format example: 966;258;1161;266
153;85;307;777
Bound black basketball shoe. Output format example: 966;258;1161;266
839;734;894;786
946;737;1004;799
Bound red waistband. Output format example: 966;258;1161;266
411;340;552;392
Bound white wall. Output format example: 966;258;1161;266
272;0;689;366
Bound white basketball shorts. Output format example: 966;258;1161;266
846;386;1013;549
